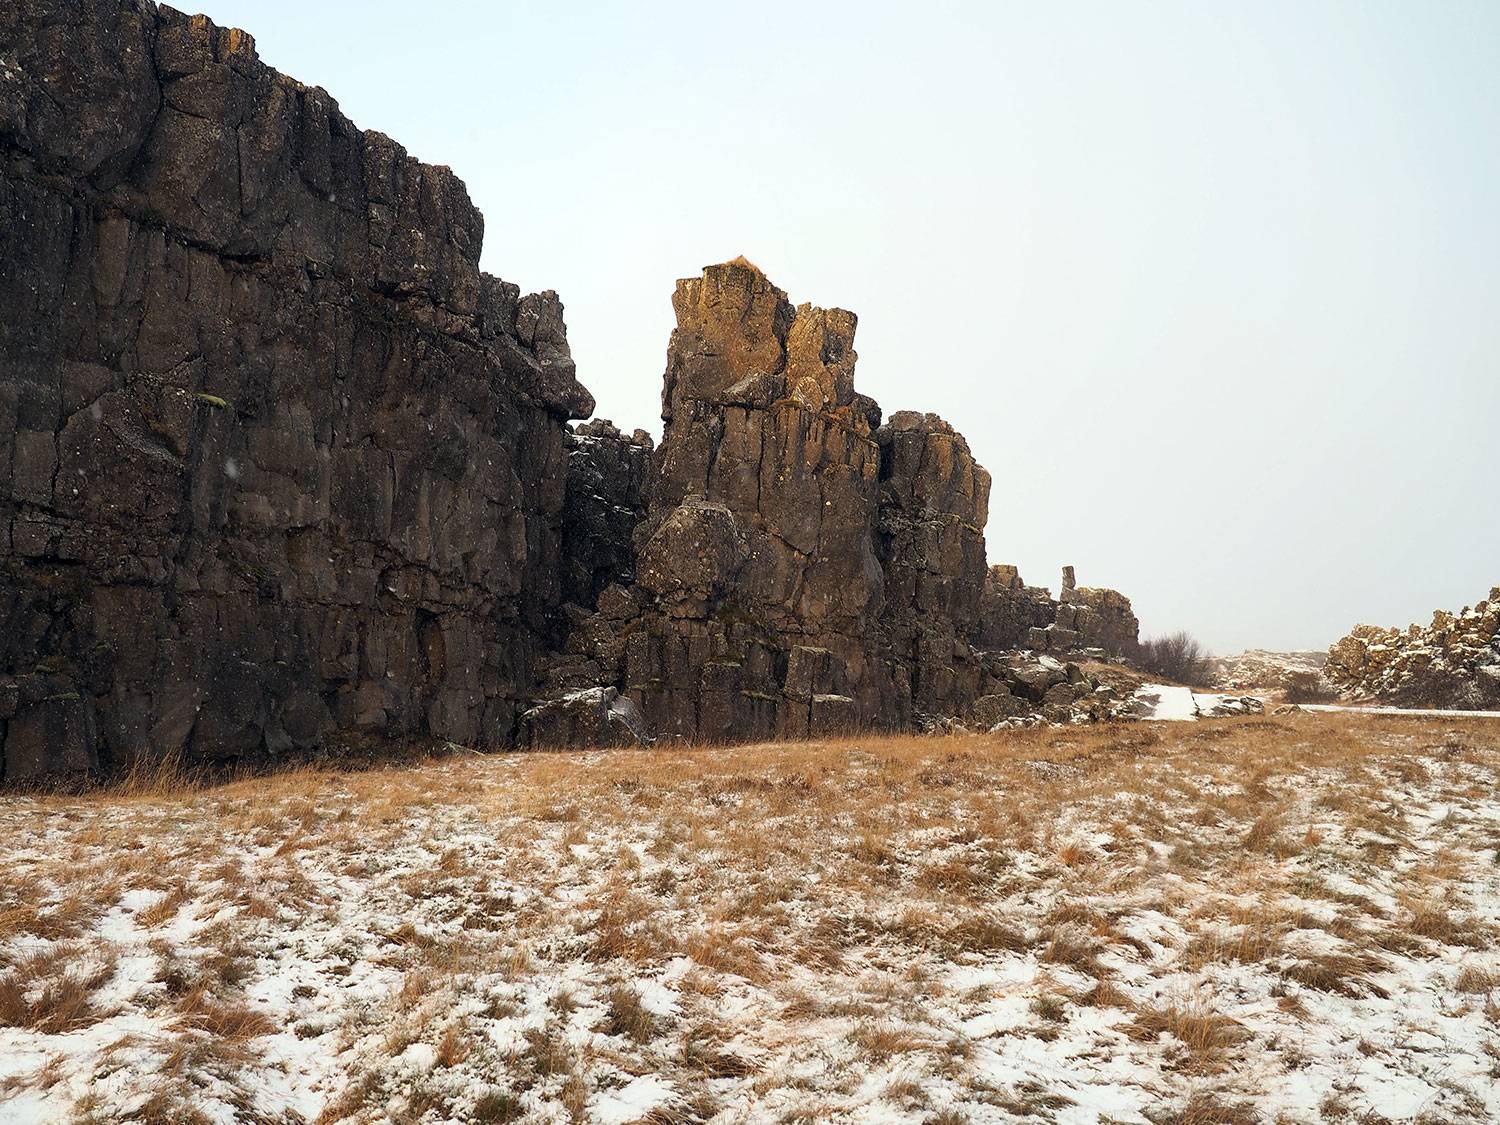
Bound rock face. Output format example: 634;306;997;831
565;260;899;741
559;420;652;612
1026;568;1139;658
976;565;1139;659
876;412;992;718
1324;590;1500;710
977;565;1058;650
1;6;1151;775
0;3;591;779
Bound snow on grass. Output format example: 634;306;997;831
2;713;1499;1122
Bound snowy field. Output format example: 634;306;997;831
2;713;1498;1123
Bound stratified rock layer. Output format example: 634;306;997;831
0;3;591;778
1324;589;1500;709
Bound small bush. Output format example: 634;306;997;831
1284;672;1337;704
1138;632;1215;687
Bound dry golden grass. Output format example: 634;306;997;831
0;948;117;1033
1127;1003;1249;1074
2;710;1498;1121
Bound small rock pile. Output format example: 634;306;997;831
1324;589;1500;710
958;654;1143;730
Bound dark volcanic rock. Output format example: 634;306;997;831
1028;567;1140;658
0;2;591;778
620;260;899;739
560;420;652;612
877;410;992;718
977;565;1057;650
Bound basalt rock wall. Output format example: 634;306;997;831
2;4;1148;773
977;565;1057;650
531;260;1009;743
0;2;592;779
581;261;903;741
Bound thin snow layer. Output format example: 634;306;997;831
1132;684;1258;721
1133;684;1201;721
2;714;1499;1123
1305;703;1500;719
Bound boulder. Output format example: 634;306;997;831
519;687;648;749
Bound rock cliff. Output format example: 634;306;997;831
527;262;1140;745
0;2;591;779
1;6;1146;776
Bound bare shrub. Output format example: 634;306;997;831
1284;672;1337;704
1137;632;1216;688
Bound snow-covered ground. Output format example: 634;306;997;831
1132;684;1263;721
2;713;1498;1122
1303;703;1500;720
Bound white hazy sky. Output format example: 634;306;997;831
189;0;1499;654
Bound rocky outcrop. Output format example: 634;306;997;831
1;5;1153;776
1026;567;1139;657
980;565;1140;659
1212;649;1328;692
0;3;591;779
877;412;991;718
566;260;899;741
977;565;1057;650
1324;590;1500;710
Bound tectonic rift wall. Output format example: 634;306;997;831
527;260;1004;744
0;3;592;778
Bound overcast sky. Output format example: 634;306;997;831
190;0;1499;654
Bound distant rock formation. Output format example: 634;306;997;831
1324;590;1500;710
1040;571;1140;658
977;566;1056;649
1;5;1145;776
976;565;1140;659
1212;649;1328;692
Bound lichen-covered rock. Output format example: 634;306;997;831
0;2;590;778
1325;589;1500;709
